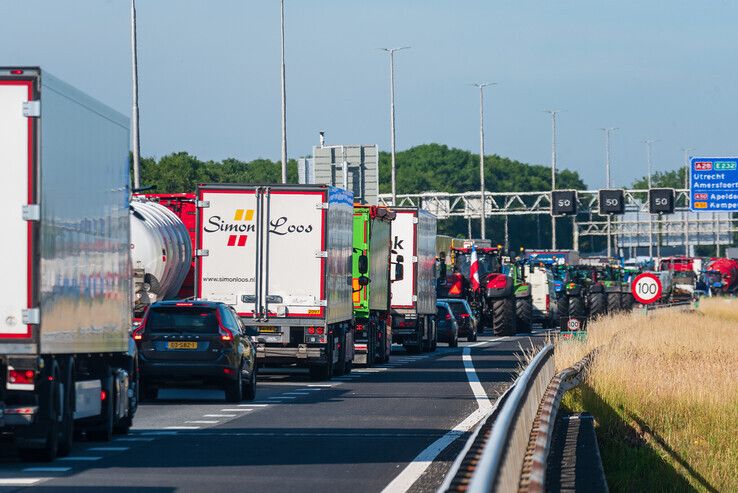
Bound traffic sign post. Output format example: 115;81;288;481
631;273;662;305
690;157;738;212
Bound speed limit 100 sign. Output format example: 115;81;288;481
632;273;663;304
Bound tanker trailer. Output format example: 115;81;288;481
130;200;192;317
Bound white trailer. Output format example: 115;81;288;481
195;184;354;380
390;208;438;352
0;68;135;461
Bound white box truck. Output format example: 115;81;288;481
195;184;354;380
390;207;438;352
0;67;136;461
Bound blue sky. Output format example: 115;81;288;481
2;1;737;189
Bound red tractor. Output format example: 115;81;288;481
704;258;738;295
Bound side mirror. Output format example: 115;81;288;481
439;263;447;279
394;263;405;281
358;275;370;286
358;254;368;275
396;255;404;263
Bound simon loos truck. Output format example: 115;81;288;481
0;67;136;461
195;184;354;380
352;205;398;366
390;207;438;353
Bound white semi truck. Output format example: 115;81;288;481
195;184;355;380
390;207;438;352
0;67;136;460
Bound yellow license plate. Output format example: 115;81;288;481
258;326;278;333
167;341;197;349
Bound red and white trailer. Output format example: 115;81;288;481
390;207;438;352
0;67;135;461
195;184;354;380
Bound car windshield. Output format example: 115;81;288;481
445;301;469;317
146;306;219;334
455;252;498;278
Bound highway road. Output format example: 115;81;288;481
0;331;547;493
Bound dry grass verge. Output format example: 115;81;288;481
556;302;738;492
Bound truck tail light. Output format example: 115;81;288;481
546;294;551;311
7;368;35;390
355;323;364;332
100;390;107;401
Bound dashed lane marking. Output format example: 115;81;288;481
237;403;270;407
139;431;178;436
58;456;102;462
165;426;201;430
115;437;155;442
204;414;236;418
186;420;219;424
87;447;129;452
220;408;254;412
0;479;46;486
22;467;71;473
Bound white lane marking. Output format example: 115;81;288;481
58;456;102;461
268;396;296;400
283;392;310;395
204;414;236;418
186;420;219;424
87;446;129;452
116;437;155;442
140;431;178;436
165;426;200;430
221;408;254;412
0;479;46;485
301;388;323;391
237;403;270;407
381;340;500;493
307;384;333;388
22;467;71;473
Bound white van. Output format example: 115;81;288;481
524;264;557;328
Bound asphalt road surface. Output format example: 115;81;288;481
0;330;547;493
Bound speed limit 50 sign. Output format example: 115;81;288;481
631;273;663;304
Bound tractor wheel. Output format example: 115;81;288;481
492;298;516;336
589;292;607;319
621;292;635;311
556;295;569;327
568;295;586;320
607;293;621;314
515;297;532;334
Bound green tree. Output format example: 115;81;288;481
631;168;686;190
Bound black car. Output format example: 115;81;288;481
436;302;459;347
133;301;257;403
440;298;478;342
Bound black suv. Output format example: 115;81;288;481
133;301;257;402
436;301;459;347
440;298;478;342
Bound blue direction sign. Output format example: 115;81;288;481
689;157;738;212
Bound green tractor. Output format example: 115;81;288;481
559;265;605;330
502;249;533;334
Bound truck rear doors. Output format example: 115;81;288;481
0;75;35;340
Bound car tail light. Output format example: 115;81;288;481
460;313;470;318
175;302;193;307
487;275;507;289
219;326;234;342
445;313;452;320
8;369;35;386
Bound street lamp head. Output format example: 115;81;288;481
379;46;411;53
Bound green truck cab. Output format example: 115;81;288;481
352;205;396;365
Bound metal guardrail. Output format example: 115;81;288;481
443;344;555;493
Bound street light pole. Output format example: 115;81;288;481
644;139;657;258
473;82;494;239
546;110;559;249
600;127;618;257
381;46;410;205
682;147;694;256
280;0;287;183
130;0;141;190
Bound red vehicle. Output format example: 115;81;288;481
138;193;196;299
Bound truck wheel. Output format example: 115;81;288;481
492;298;515;336
18;419;59;462
225;363;244;403
607;293;621;314
515;297;533;334
58;364;74;456
309;364;332;381
87;373;114;442
589;292;607;318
